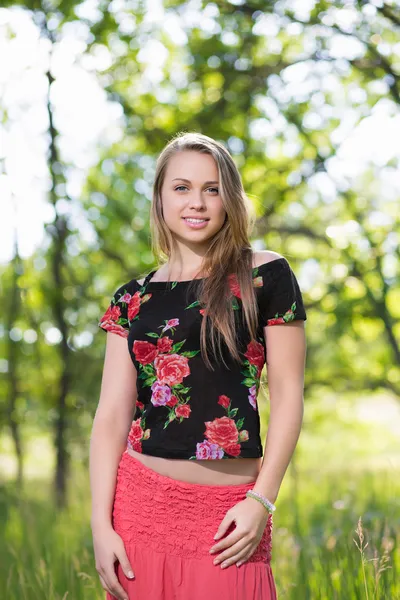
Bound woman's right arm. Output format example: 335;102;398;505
90;332;137;600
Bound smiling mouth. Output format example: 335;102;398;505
182;217;209;223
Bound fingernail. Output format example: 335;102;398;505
128;570;135;578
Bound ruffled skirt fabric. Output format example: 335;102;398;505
106;450;277;600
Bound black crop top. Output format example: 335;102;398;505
98;257;307;460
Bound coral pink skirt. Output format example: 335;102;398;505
106;450;277;600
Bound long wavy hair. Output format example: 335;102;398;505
149;132;258;371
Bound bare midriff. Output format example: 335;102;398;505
126;447;262;486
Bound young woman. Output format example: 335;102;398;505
90;132;307;600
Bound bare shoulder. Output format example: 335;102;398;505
252;250;285;268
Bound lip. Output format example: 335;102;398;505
182;217;209;229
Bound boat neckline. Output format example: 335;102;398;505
137;257;287;288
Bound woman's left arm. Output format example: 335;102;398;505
209;321;306;568
251;320;307;504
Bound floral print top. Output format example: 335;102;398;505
98;257;307;460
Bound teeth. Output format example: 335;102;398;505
184;218;206;223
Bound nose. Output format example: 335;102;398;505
188;191;207;209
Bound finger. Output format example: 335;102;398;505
236;555;249;567
210;529;248;554
99;573;114;597
212;539;252;567
236;548;255;567
214;511;236;540
103;566;128;600
99;573;124;600
116;544;135;580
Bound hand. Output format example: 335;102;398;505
92;523;135;600
209;497;270;569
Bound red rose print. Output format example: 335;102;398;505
204;416;239;450
127;291;142;321
227;274;241;299
136;401;144;411
99;303;128;336
224;443;241;457
253;275;263;288
130;439;142;452
166;395;179;407
133;340;159;364
128;419;143;443
157;336;173;353
244;340;265;376
199;308;206;316
101;304;121;324
175;404;191;418
218;395;231;409
100;321;129;338
267;317;285;325
154;353;190;386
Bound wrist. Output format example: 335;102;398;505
246;489;276;514
252;488;277;505
246;495;271;518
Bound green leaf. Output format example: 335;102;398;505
181;350;200;358
236;417;245;430
172;340;186;353
185;300;201;309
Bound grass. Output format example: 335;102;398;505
1;463;398;599
1;391;399;599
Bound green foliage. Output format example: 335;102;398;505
0;2;399;595
0;462;398;599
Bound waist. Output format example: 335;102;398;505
126;447;262;486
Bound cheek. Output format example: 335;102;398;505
161;196;183;218
213;204;227;223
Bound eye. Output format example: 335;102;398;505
174;186;219;194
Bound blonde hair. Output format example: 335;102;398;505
149;132;258;371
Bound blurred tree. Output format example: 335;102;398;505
0;1;398;507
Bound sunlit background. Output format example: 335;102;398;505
0;1;399;599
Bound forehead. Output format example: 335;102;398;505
165;151;219;181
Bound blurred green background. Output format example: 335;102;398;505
0;1;399;598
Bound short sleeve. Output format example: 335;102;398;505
257;258;307;327
98;279;139;339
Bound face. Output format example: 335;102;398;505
160;151;227;248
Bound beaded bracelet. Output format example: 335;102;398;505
246;490;276;514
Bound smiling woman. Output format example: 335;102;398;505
90;132;307;600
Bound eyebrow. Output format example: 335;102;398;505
172;178;219;185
